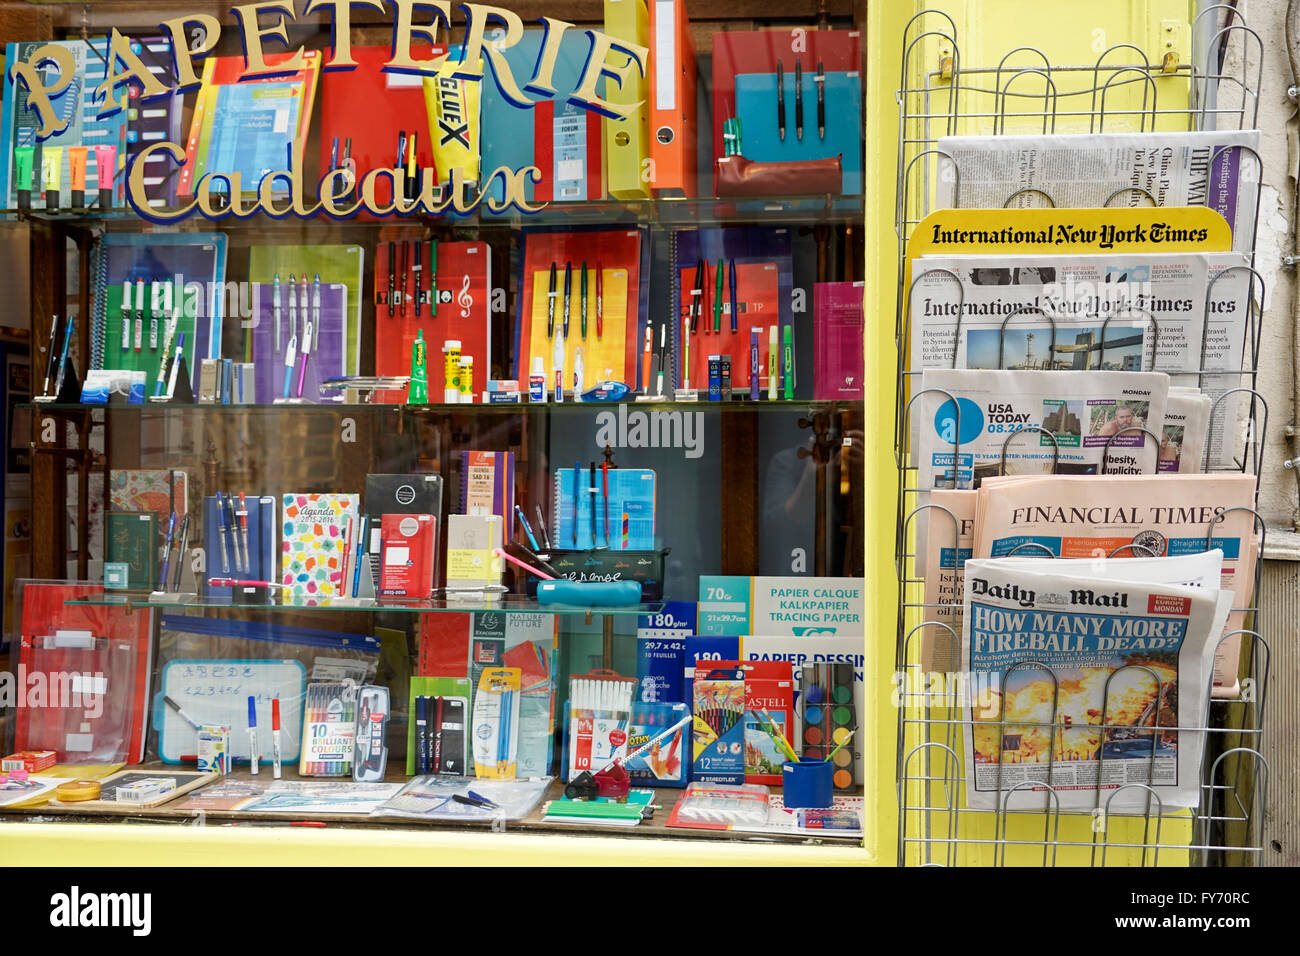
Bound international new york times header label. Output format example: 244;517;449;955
927;220;1211;250
9;2;648;220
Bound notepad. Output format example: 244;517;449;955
552;467;655;551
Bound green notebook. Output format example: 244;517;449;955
543;789;655;826
106;511;157;590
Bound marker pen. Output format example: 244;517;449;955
247;696;260;775
13;146;34;210
768;325;778;400
783;325;794;399
750;327;761;400
133;278;145;352
120;281;132;352
67;146;88;208
149;281;161;350
41;146;63;211
271;698;282;779
93;145;116;208
166;333;185;399
553;332;565;403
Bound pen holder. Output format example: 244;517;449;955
231;584;272;606
782;760;833;809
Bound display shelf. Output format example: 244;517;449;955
65;593;665;617
23;399;860;417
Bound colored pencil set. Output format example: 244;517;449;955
299;682;356;776
693;681;745;741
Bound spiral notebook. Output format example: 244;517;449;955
552;466;655;551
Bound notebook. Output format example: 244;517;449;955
552;466;656;551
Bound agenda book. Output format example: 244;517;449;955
281;493;359;601
178;51;322;199
459;451;514;518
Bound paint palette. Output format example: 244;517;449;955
799;663;857;790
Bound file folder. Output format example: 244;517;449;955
647;0;698;198
604;0;652;200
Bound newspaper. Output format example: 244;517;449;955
908;253;1210;376
961;555;1233;811
936;131;1261;253
916;369;1169;489
919;489;976;672
972;473;1259;696
1161;387;1212;474
1202;255;1256;467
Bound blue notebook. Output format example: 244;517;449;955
552;467;655;551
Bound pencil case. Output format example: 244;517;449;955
536;580;642;607
714;154;843;197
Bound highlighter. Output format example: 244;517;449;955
42;146;63;211
750;327;761;400
67;147;88;208
409;329;429;404
94;145;116;208
406;129;419;203
13;146;34;210
783;325;794;399
768;325;778;400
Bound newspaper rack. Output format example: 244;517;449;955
894;9;1269;866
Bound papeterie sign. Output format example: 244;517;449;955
7;2;648;220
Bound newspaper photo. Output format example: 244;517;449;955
936;130;1261;253
908;252;1211;376
972;472;1259;697
916;369;1169;489
961;555;1233;811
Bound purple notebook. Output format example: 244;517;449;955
814;282;864;400
250;281;349;403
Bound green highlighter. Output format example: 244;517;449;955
783;325;794;399
13;146;34;210
713;258;723;332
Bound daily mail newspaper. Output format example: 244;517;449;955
907;253;1211;376
917;369;1169;489
972;473;1259;697
936;131;1261;254
961;555;1233;811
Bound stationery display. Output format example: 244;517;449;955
248;245;365;378
202;494;277;601
249;278;349;403
472;667;522;780
551;465;656;551
408;678;471;776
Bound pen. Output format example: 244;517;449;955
729;258;739;333
171;514;189;591
399;240;409;317
248;696;260;775
329;136;338;175
133;278;144;351
777;61;786;141
387;242;396;317
272;698;282;779
642;324;652;392
406;129;419;202
158;510;177;590
713;259;723;333
534;504;552;549
207;578;293;589
795;59;804;141
595;261;603;339
562;261;572;339
396;130;407;173
214;492;232;573
429;239;439;317
41;315;59;396
351;514;366;597
225;492;243;573
237;492;251;574
690;259;704;334
54;314;74;399
515;504;540;550
783;325;794;399
164;694;202;731
166;333;184;400
589;462;598;549
656;321;667;396
580;260;588;339
546;261;557;338
296;276;312;397
120;281;131;351
768;326;778;400
572;462;581;547
493;547;555;580
683;311;691;391
149;281;160;350
311;272;320;350
816;60;825;138
414;240;423;318
466;790;500;809
601;459;610;547
750;327;761;400
416;695;429;774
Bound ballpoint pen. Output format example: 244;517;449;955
777;61;786;141
795;59;804;141
729;257;739;333
214;492;232;573
642;324;652;391
41;315;59;396
387;241;396;317
297;297;314;398
656;321;667;396
329;136;338;178
713;259;723;333
572;462;581;547
311;273;320;350
515;504;540;550
237;492;251;574
248;696;260;776
595;261;603;339
601;459;610;547
120;281;131;351
166;333;184;399
580;260;588;339
816;60;826;138
689;259;703;334
588;462;598;549
287;271;297;351
546;261;557;337
158;510;176;590
413;240;423;318
535;504;552;549
396;131;407;174
171;514;189;591
272;273;282;351
226;492;244;573
282;307;298;399
406;129;419;202
429;239;438;317
562;261;572;339
54;315;74;398
133;278;144;351
399;240;409;317
148;281;160;350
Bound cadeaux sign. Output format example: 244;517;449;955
7;1;648;220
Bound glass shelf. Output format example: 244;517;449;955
0;194;865;230
23;398;862;415
67;592;664;617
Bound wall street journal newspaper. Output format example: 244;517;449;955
935;130;1261;254
961;555;1233;811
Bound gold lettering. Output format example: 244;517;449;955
304;0;386;69
231;1;305;77
572;30;647;120
484;165;546;214
160;14;221;89
384;0;452;72
8;44;76;138
455;4;528;107
524;18;574;98
359;167;400;215
197;172;252;217
127;141;197;221
320;169;361;217
96;28;171;113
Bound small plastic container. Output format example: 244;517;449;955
782;759;833;809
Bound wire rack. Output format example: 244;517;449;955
893;8;1269;867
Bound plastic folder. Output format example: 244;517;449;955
646;0;698;197
604;0;652;200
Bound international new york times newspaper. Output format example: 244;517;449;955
936;130;1261;254
961;555;1232;811
972;473;1259;697
917;369;1169;490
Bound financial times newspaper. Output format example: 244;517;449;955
917;369;1169;489
935;131;1261;253
972;473;1259;697
961;556;1232;811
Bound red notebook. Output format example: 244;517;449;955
379;513;437;599
373;240;492;402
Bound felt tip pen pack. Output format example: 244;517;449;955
300;682;357;776
352;685;390;782
408;677;472;776
472;667;521;780
565;670;636;781
626;701;690;788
